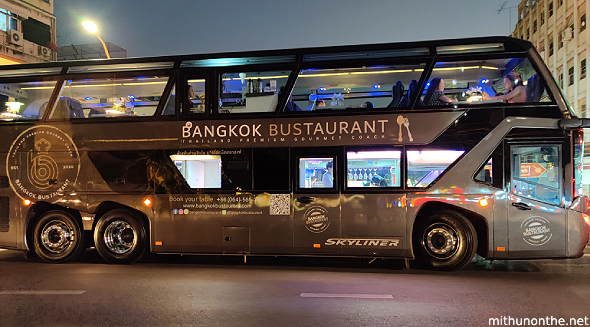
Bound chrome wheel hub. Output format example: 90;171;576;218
425;224;458;258
41;220;74;253
103;220;137;254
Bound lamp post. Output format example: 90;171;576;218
82;21;111;59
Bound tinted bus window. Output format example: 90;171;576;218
422;58;550;106
407;150;464;188
346;150;401;187
220;70;289;114
50;74;170;119
291;64;425;111
511;146;561;205
299;157;334;189
187;79;206;114
0;80;57;121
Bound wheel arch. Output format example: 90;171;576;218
410;201;489;258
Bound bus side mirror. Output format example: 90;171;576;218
560;118;590;129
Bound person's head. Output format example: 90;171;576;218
326;160;333;172
316;99;325;107
424;77;443;105
503;73;523;91
188;85;195;99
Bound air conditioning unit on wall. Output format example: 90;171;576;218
38;45;50;57
7;30;23;47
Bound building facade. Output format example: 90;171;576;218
0;0;56;64
513;0;590;193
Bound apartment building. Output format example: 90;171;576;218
0;0;56;64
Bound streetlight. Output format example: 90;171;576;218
82;21;110;59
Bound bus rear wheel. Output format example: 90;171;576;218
33;210;85;263
413;210;477;271
94;209;147;264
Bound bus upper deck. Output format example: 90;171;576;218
0;36;573;127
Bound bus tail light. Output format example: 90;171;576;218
583;213;590;227
22;199;31;206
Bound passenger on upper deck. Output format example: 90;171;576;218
482;73;527;103
423;78;455;106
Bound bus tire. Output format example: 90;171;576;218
33;210;85;263
413;210;477;271
94;209;147;264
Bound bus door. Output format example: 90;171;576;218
507;144;566;258
293;149;341;254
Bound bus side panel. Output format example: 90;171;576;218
153;193;294;254
340;193;405;256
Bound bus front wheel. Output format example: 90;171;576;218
413;210;477;271
94;209;147;264
33;210;85;263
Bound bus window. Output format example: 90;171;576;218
299;157;334;189
0;80;57;121
50;74;170;119
474;158;493;184
170;150;253;190
219;70;289;114
422;58;550;106
253;148;289;191
511;145;561;205
170;154;222;189
162;83;176;116
407;150;465;188
186;79;206;115
346;150;401;187
291;64;424;111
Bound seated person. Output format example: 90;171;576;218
307;99;326;111
482;73;526;103
323;161;333;187
423;78;455;106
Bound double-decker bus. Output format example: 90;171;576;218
0;36;588;270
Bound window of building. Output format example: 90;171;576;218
581;58;586;80
549;34;554;56
0;8;19;32
557;0;563;8
541;11;545;25
346;150;401;188
22;18;50;46
526;28;530;39
220;70;289;114
568;65;575;86
407;150;464;188
557;67;563;86
533;19;538;33
581;13;587;32
50;74;171;119
558;28;564;49
549;2;554;17
577;98;587;117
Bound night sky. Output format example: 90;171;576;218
54;0;519;58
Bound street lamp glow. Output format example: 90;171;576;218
82;20;110;59
82;21;99;34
